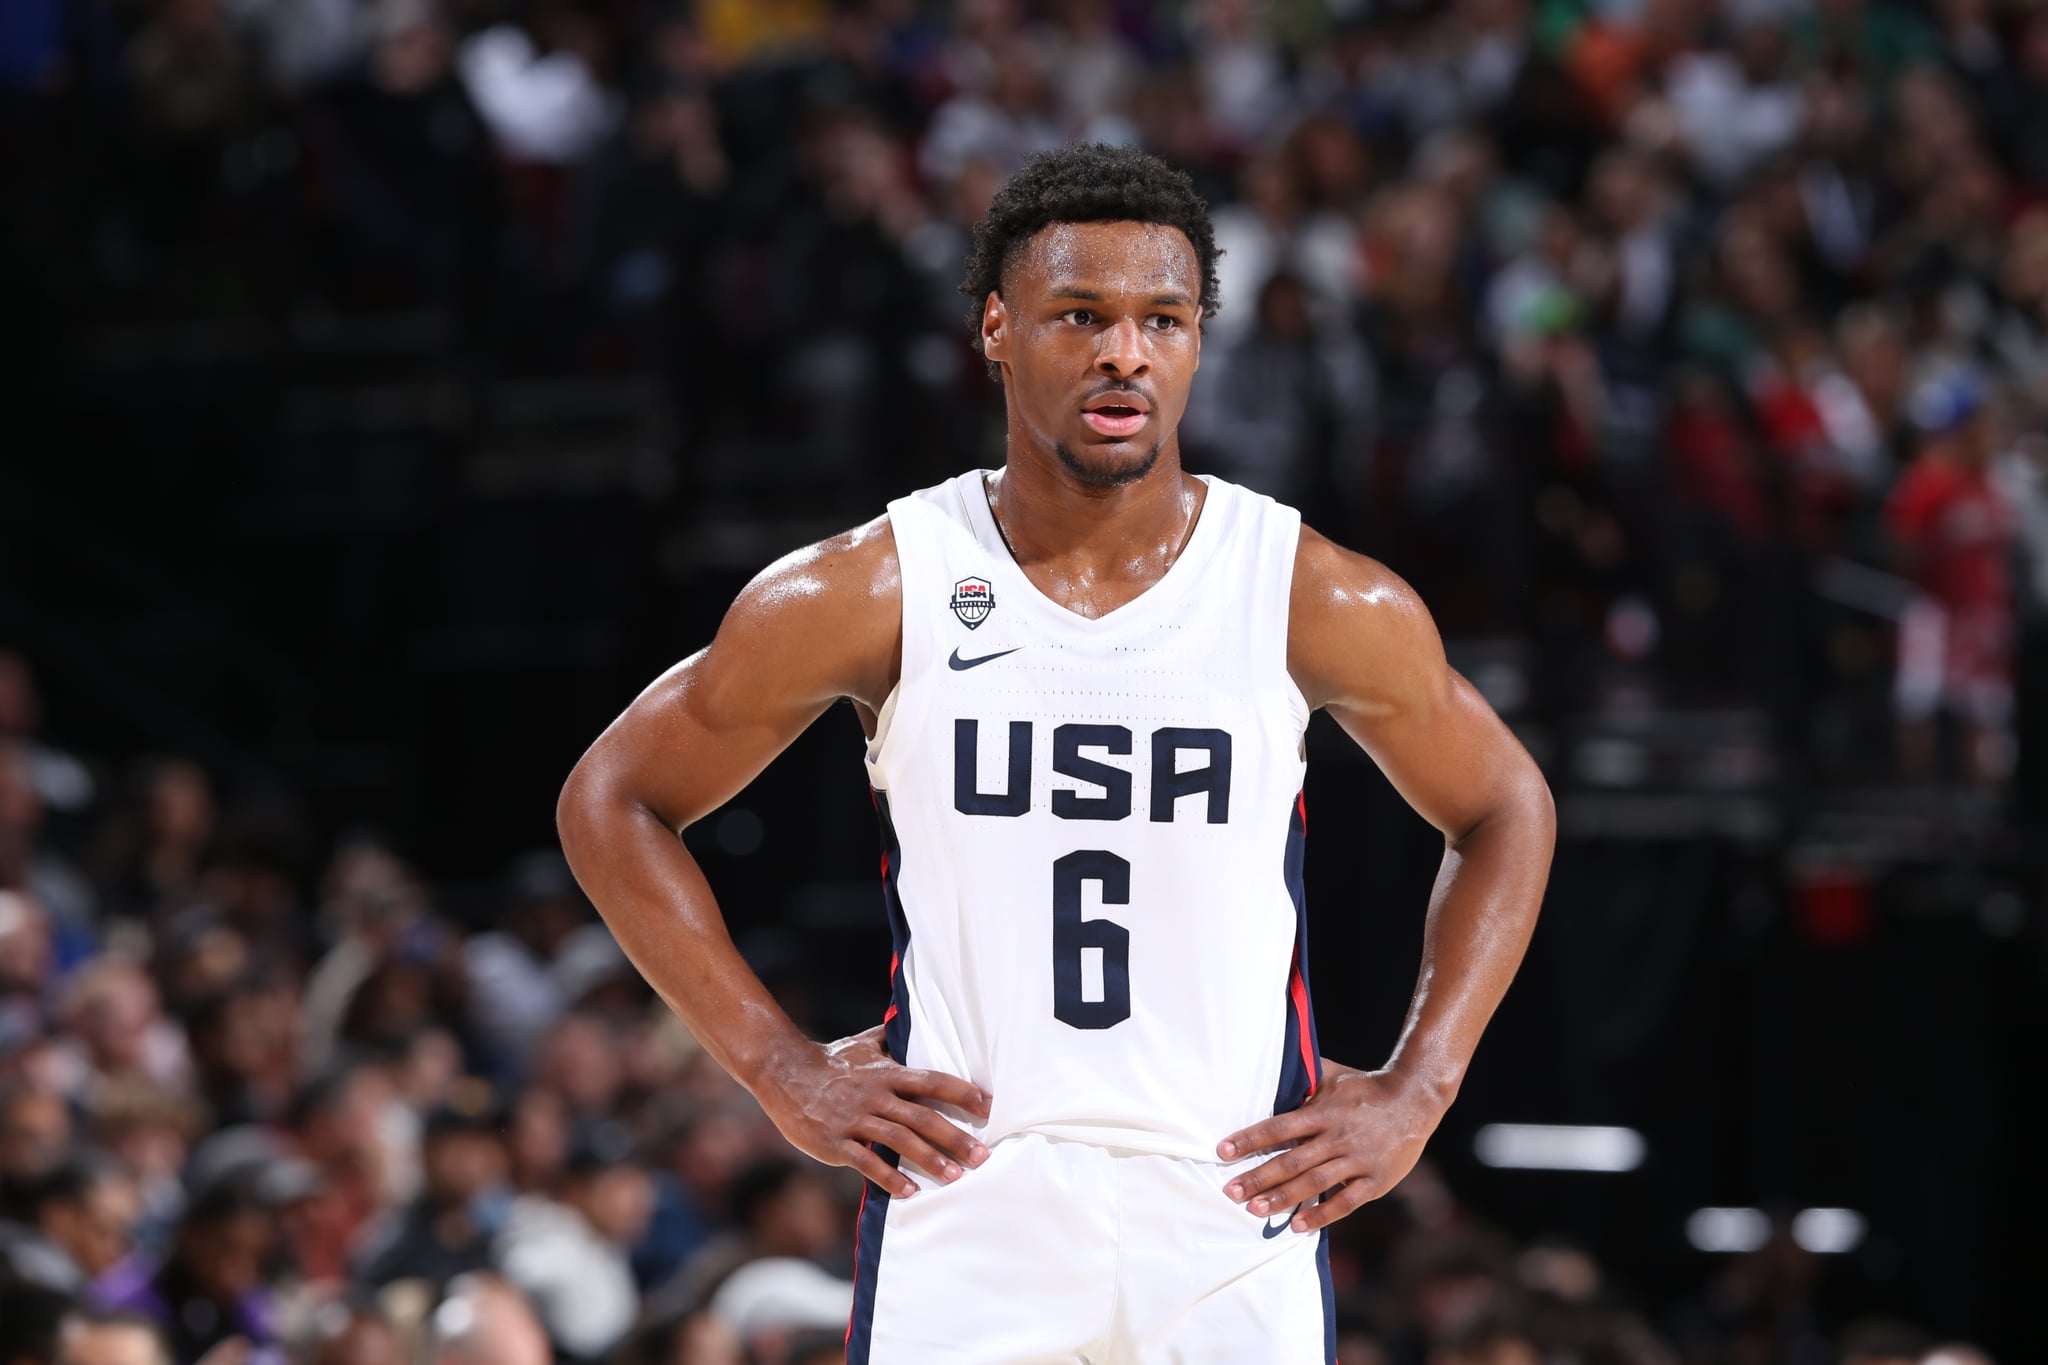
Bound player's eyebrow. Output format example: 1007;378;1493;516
1044;286;1194;308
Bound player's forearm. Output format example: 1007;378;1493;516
1380;769;1554;1106
555;776;812;1093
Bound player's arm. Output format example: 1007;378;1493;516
1219;528;1556;1231
555;518;989;1199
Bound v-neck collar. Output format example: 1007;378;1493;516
959;469;1225;630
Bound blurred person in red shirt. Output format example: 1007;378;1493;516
1886;371;2016;785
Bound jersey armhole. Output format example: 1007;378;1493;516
1275;512;1314;737
862;682;901;776
864;502;930;784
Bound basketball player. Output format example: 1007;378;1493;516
556;144;1555;1362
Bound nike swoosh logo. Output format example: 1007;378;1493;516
948;647;1022;671
1261;1204;1304;1239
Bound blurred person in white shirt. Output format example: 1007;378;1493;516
493;1129;652;1362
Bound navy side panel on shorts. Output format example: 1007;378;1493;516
1317;1229;1337;1363
847;790;914;1365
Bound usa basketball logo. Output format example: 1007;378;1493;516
950;576;995;629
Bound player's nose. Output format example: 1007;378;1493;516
1094;318;1149;378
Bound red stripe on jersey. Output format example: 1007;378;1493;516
881;950;901;1026
1289;950;1316;1097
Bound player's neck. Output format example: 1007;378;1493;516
987;443;1204;574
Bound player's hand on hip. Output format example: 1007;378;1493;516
1214;1060;1445;1233
758;1024;992;1199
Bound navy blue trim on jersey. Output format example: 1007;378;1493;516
1273;792;1323;1114
876;791;914;1064
847;790;913;1365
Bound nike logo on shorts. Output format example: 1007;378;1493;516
1261;1204;1304;1238
948;646;1023;671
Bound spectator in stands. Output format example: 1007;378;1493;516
94;1177;280;1365
294;1300;403;1365
528;1010;627;1124
0;1079;71;1185
922;38;1067;189
493;1130;652;1362
0;894;55;1041
1665;12;1803;189
1184;268;1375;511
1429;1307;1542;1365
1393;1229;1515;1358
461;852;587;1071
94;761;216;926
419;1273;549;1365
1920;1346;1995;1365
1989;211;2048;428
502;1085;569;1198
57;960;189;1098
632;1101;755;1289
284;1060;403;1284
87;1083;203;1258
704;1256;852;1363
299;840;431;1079
52;1309;173;1365
456;0;617;166
0;657;90;819
353;1097;507;1291
184;981;290;1130
1888;371;2016;783
0;749;93;942
0;1153;142;1294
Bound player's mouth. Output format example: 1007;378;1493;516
1080;393;1151;439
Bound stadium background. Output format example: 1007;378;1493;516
2;0;2047;1361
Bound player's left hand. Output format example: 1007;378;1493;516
1214;1060;1446;1233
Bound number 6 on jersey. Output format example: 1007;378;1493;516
1052;850;1131;1029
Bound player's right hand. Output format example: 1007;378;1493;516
758;1024;992;1198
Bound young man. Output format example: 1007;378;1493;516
556;143;1555;1362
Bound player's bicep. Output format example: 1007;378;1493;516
565;528;896;832
580;643;836;834
1328;668;1535;843
1292;532;1540;841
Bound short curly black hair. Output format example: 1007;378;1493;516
960;143;1222;378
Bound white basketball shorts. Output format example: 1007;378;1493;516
846;1131;1336;1364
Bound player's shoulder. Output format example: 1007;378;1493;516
716;513;902;709
1290;523;1429;626
734;512;900;620
1287;524;1444;712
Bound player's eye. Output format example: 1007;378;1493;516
1061;309;1095;327
1149;315;1180;331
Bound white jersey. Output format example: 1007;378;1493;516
864;468;1321;1162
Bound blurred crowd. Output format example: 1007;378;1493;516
2;0;2046;1360
0;643;2011;1363
8;0;2048;791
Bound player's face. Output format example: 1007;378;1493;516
982;221;1202;488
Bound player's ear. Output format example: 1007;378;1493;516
981;292;1009;364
